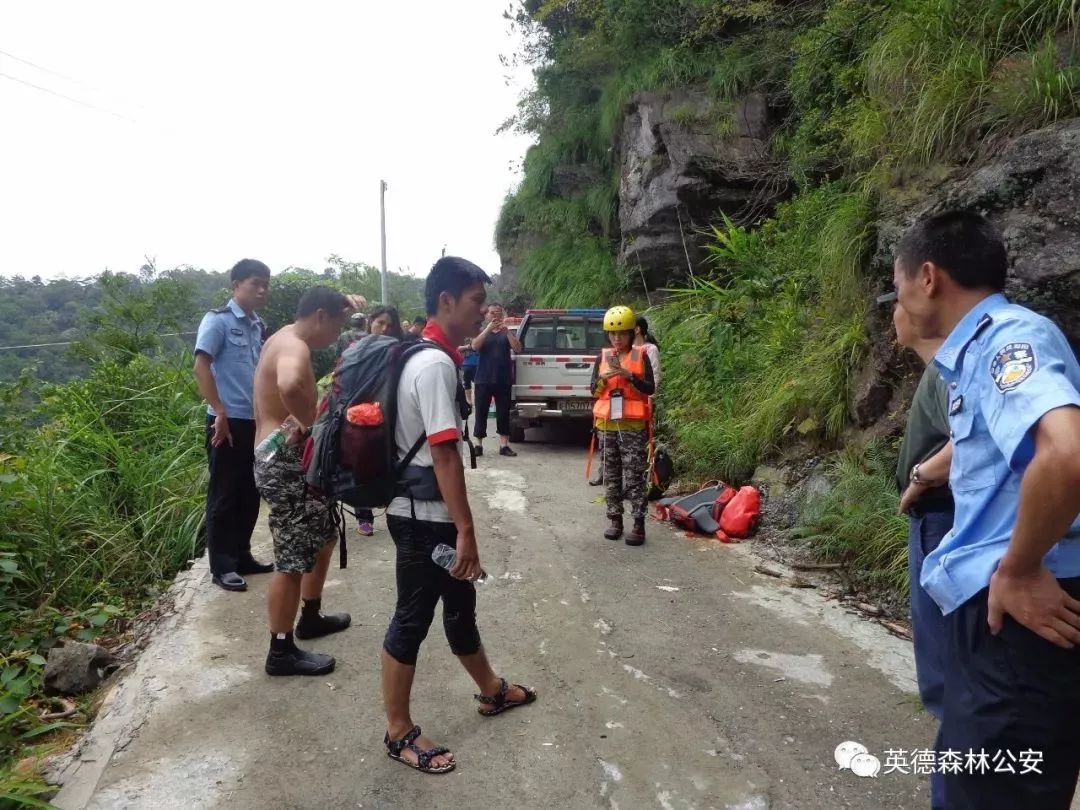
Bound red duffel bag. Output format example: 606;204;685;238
717;486;761;541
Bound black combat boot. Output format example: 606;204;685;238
604;517;623;541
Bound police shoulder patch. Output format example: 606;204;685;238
990;342;1036;392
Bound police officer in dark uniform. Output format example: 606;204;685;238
893;211;1080;809
193;259;275;592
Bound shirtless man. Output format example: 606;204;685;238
253;286;366;676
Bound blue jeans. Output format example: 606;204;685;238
909;506;953;810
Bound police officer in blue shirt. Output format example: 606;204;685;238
893;211;1080;809
193;259;274;592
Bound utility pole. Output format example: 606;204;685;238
379;180;388;305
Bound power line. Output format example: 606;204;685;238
0;332;197;352
0;71;135;123
0;49;92;89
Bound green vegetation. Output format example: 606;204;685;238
0;257;425;386
499;0;1078;589
501;0;1079;471
0;354;203;803
0;257;423;802
654;185;872;481
794;441;911;600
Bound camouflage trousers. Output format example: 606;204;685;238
253;432;336;574
601;427;649;520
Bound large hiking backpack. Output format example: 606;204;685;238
654;481;761;543
302;335;453;510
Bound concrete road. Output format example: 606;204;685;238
54;438;937;810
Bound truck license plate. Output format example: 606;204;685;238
560;399;593;413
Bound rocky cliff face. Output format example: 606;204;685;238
854;118;1080;432
617;90;781;290
499;93;1080;417
876;118;1080;350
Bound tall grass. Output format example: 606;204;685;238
794;441;910;600
518;236;626;307
789;0;1080;180
653;185;873;481
0;353;205;801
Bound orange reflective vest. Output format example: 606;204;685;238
593;348;651;422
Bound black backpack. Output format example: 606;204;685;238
303;335;473;512
648;445;675;500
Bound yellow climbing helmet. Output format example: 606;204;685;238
603;305;636;332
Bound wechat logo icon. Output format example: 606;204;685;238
835;741;881;778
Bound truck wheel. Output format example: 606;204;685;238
510;425;526;444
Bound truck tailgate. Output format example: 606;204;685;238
513;353;595;401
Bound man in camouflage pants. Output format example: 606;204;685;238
252;287;364;676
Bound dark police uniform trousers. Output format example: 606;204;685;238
204;417;261;575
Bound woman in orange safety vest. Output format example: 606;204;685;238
592;305;656;546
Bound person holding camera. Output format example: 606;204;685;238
470;303;521;457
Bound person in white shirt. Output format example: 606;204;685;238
634;316;661;391
381;256;537;775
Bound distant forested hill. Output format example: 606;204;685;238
0;256;425;384
0;267;228;383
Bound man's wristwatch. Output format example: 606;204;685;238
910;463;931;486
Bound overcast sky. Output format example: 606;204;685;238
0;1;535;283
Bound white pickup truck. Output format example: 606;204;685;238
508;308;608;441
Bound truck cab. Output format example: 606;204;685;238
509;309;607;441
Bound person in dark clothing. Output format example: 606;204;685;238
337;312;367;354
460;342;479;406
193;259;276;592
470;303;522;457
881;290;953;810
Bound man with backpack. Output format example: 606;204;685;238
380;257;536;774
252;286;366;677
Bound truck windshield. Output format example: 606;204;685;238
522;316;607;352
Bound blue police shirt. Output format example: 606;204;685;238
194;298;265;420
921;293;1080;614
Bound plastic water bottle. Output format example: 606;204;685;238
254;429;286;463
431;543;488;584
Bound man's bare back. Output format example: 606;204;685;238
254;325;316;445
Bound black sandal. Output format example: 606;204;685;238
475;677;538;717
384;726;456;774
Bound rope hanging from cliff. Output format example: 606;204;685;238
676;205;696;280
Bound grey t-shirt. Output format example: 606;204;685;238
896;363;952;508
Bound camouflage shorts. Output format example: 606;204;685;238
253;431;335;574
